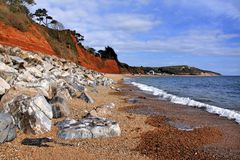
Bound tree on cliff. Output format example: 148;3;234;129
75;33;84;41
98;46;118;60
33;8;48;25
86;47;96;54
50;20;64;30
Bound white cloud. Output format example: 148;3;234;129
31;0;240;56
105;14;160;32
88;29;240;56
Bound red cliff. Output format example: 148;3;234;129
0;22;120;73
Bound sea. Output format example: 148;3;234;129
126;76;240;124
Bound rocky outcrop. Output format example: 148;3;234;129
57;116;121;139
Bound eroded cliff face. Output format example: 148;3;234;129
0;22;55;55
72;35;120;73
0;22;120;73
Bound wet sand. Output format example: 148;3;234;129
0;74;239;160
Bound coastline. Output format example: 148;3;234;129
108;74;240;159
0;74;239;159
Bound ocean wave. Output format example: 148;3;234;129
131;82;240;124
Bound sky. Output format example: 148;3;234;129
31;0;240;75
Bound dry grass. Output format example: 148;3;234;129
0;3;31;32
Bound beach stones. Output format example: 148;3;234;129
57;116;121;139
79;92;94;103
3;95;53;134
0;113;16;143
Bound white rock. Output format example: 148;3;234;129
0;61;18;73
0;77;10;95
57;116;121;139
3;95;53;134
31;95;53;119
26;67;43;78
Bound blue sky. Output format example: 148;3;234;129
31;0;240;75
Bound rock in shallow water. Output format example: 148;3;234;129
0;113;16;143
57;116;121;139
3;95;53;134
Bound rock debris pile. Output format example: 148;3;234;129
0;45;120;144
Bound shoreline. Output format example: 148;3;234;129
0;74;239;159
109;74;240;159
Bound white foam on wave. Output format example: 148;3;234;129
131;82;240;124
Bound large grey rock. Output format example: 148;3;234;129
0;113;16;143
3;95;53;134
63;76;86;91
57;116;121;139
0;77;10;95
50;96;70;118
79;92;94;103
55;80;78;98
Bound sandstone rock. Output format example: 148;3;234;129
0;113;16;143
79;92;94;103
3;95;53;134
57;116;121;139
0;77;10;95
